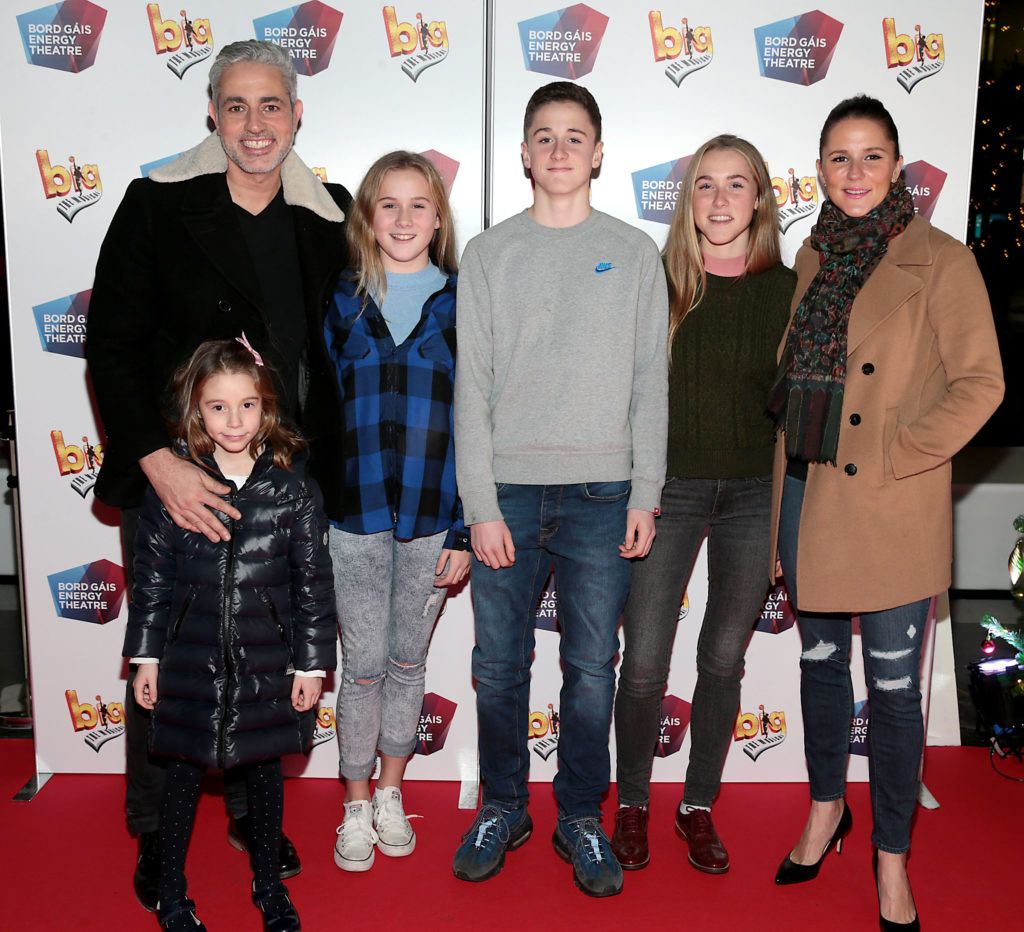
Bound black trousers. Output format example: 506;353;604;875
122;506;247;835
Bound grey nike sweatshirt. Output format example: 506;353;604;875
454;208;668;525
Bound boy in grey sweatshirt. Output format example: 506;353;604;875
452;82;668;898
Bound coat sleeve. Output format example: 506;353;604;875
122;486;178;659
86;179;172;468
289;481;338;672
888;240;1005;479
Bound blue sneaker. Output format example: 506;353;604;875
452;804;532;882
553;816;624;897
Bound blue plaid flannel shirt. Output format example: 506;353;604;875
324;273;469;550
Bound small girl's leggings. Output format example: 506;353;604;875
158;757;283;905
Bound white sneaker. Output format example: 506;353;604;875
334;799;378;872
373;786;416;857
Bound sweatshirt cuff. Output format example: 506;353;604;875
461;488;503;526
627;478;663;514
131;657;159;665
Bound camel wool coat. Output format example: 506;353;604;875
769;214;1004;613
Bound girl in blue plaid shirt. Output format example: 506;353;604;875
324;151;470;872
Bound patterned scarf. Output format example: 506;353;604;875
767;181;916;464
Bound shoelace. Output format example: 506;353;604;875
464;804;511;848
566;817;607;864
617;807;646;833
336;803;379;847
374;790;422;835
685;809;716;842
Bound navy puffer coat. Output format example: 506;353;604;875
122;449;337;769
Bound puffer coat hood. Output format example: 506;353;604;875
123;448;337;769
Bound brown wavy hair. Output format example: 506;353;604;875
346;150;457;306
663;135;782;360
171;338;305;471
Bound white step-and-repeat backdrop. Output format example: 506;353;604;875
2;1;980;790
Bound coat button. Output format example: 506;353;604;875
849;413;861;426
844;463;858;476
861;362;875;375
218;300;232;313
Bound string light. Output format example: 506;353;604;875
968;0;1023;257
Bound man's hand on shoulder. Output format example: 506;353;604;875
139;448;239;542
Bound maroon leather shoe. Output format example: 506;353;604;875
611;805;650;870
675;807;729;874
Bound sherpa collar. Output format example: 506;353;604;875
148;132;344;223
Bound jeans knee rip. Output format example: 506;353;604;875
388;656;425;672
867;647;913;661
874;675;913;692
345;671;384;686
801;640;838;662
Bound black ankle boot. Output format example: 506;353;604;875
133;830;160;912
157;897;206;931
252;882;301;931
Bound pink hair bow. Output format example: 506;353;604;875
236;332;264;366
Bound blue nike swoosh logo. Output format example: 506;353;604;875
595;262;614;273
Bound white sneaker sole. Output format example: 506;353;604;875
334;845;375;872
377;834;416;858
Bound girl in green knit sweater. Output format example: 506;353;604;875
611;135;795;874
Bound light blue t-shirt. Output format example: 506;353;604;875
380;262;447;345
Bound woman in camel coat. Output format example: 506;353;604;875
767;95;1003;931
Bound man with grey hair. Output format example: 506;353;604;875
87;39;351;919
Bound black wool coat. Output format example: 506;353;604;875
122;449;337;769
86;143;351;510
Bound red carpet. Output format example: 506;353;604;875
1;738;1018;930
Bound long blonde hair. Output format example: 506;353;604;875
346;151;458;304
663;135;781;357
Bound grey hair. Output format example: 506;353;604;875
208;40;298;107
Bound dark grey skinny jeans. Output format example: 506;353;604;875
614;476;772;808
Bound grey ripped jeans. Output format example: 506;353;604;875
331;528;448;781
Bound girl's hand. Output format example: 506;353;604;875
619;509;656;559
434;548;471;587
291;675;322;712
470;520;516;569
133;664;159;710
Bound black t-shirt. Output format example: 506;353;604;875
234;187;305;419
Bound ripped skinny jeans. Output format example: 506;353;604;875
331;527;448;781
778;474;928;854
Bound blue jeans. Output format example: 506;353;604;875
778;474;928;854
471;482;632;819
615;476;771;808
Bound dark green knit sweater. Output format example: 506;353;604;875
667;263;796;479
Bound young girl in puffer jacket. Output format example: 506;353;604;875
123;336;337;932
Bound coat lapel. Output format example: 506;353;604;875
294;205;344;317
846;215;933;355
179;174;264;312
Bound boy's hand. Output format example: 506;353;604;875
140;448;239;543
619;509;656;559
133;664;159;710
471;520;516;569
435;548;472;587
291;675;322;712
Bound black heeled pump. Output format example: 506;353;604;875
874;850;920;931
774;802;852;885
